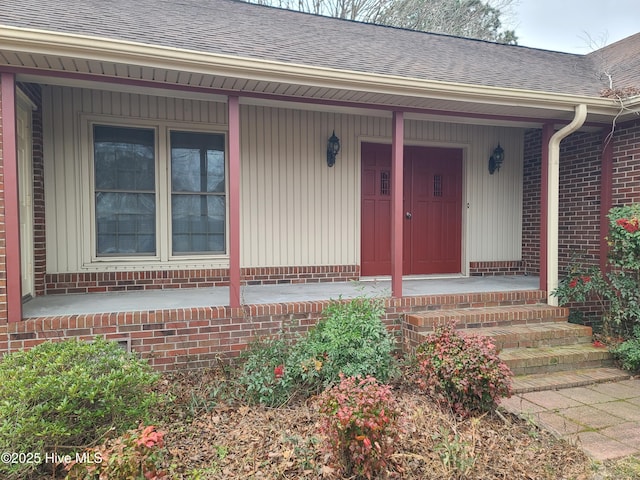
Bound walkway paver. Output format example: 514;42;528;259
502;377;640;461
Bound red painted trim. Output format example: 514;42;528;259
227;96;241;308
0;73;22;322
391;112;404;297
0;66;609;128
539;123;553;292
600;133;614;273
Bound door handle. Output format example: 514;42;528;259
405;212;412;219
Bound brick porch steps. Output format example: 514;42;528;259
510;367;631;394
404;292;618;392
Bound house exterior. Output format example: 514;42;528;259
0;0;639;367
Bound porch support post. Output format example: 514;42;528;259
0;72;22;322
391;111;404;298
539;123;553;292
547;105;587;306
228;96;241;308
600;132;614;273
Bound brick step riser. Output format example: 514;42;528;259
409;312;568;332
495;335;594;350
502;348;614;376
511;368;632;394
413;326;592;350
507;358;615;376
403;290;547;318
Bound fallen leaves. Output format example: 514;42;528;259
154;368;593;479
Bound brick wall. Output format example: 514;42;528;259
523;130;603;270
44;265;360;294
522;129;542;276
612;119;640;205
522;128;605;325
469;261;525;276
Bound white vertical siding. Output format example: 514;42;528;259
43;85;524;273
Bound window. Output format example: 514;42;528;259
170;131;226;254
94;125;156;256
92;123;227;260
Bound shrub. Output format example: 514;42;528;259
0;338;160;479
238;296;397;406
238;334;293;407
318;374;400;479
612;326;640;372
287;296;397;391
66;424;168;480
412;323;512;417
553;204;640;338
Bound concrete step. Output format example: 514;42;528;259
510;367;631;394
465;322;593;350
499;344;614;376
406;304;569;332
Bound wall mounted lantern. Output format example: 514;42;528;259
488;143;504;174
327;131;340;167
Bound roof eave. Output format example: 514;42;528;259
0;25;623;118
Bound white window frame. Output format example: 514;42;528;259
80;115;230;270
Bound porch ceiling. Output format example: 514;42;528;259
2;47;623;129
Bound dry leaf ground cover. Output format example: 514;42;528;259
154;366;620;480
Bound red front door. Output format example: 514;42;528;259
361;143;462;276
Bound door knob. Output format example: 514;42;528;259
405;212;412;219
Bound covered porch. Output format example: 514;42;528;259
23;274;539;317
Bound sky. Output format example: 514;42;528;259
511;0;638;53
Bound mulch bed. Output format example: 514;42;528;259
156;367;594;480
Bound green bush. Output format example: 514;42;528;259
288;296;397;391
238;296;397;406
0;338;160;479
238;335;293;407
612;326;640;373
412;323;512;418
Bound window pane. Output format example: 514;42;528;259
95;192;156;254
171;131;225;193
172;195;225;254
94;125;156;257
94;125;155;191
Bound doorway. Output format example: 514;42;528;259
360;142;462;276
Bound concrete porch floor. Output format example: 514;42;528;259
23;275;540;317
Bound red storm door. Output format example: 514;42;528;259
361;143;462;276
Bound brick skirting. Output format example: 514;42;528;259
0;289;546;371
469;261;526;276
44;265;361;295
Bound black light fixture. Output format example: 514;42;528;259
488;143;505;174
327;131;340;167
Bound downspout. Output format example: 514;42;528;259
547;104;587;306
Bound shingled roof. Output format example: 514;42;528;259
3;0;631;98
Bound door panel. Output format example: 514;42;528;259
407;146;462;274
361;143;462;276
361;143;392;276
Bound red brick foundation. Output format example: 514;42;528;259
0;289;545;371
44;265;360;294
469;261;526;276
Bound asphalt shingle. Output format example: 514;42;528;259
1;0;636;96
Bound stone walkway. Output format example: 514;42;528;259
501;376;640;461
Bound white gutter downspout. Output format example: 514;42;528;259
547;104;588;306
